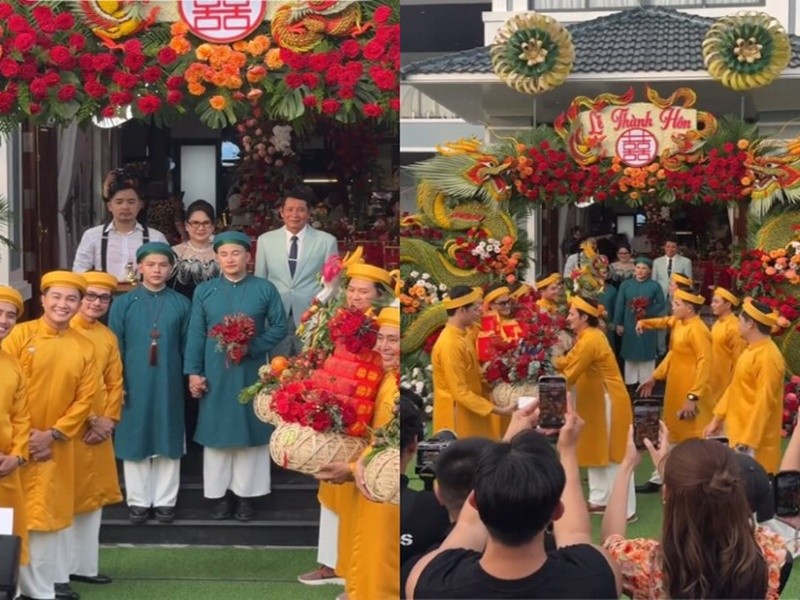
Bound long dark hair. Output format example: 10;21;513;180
661;439;768;598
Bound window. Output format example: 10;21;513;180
529;0;763;9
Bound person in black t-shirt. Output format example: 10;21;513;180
405;402;621;599
399;391;451;567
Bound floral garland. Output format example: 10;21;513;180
0;1;399;130
443;227;522;280
399;271;446;315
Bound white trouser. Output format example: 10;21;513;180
316;505;338;569
587;394;637;518
19;530;58;599
54;526;72;583
70;509;103;577
123;456;181;507
203;445;271;499
624;360;655;386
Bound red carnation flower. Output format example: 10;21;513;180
49;45;72;67
308;52;330;72
302;95;317;108
338;86;354;99
166;76;184;90
137;95;161;115
123;53;145;72
285;73;305;89
13;32;36;52
100;105;115;118
7;15;30;33
78;54;95;72
18;62;36;81
43;71;59;86
363;103;383;118
157;47;178;66
84;79;107;100
0;91;15;114
29;78;48;99
363;41;385;61
340;40;360;58
373;5;393;23
388;97;400;111
28;103;41;115
93;54;116;72
54;12;75;30
109;91;133;106
321;98;340;115
302;73;319;88
112;72;138;90
0;59;19;78
123;39;142;55
142;66;162;84
57;84;76;102
166;90;183;105
32;5;54;22
0;3;12;19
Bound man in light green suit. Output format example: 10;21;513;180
254;186;338;357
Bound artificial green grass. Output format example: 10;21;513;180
71;547;341;599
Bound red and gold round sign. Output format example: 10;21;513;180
615;128;658;167
178;0;267;43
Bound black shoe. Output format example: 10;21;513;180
55;583;80;599
234;497;256;522
635;481;662;494
70;573;113;584
154;506;175;523
211;497;233;520
128;505;150;524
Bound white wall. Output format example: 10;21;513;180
0;128;31;299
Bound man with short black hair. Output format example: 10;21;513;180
405;408;621;599
433;438;494;522
254;186;338;357
432;286;513;439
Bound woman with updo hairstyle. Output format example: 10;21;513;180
602;437;788;598
72;168;168;285
170;199;220;299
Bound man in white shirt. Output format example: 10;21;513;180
72;170;167;285
254;186;338;357
651;238;692;355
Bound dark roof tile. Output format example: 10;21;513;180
401;6;800;77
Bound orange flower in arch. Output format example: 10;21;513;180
196;44;214;61
170;21;189;36
169;36;191;55
187;82;206;96
209;95;227;111
247;65;267;83
265;48;284;70
232;41;248;52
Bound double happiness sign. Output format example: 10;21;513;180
179;0;267;43
578;104;697;167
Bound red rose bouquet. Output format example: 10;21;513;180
328;307;380;355
784;375;800;437
209;313;256;366
630;297;650;320
271;380;372;437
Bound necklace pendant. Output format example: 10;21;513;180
150;328;160;340
149;338;158;366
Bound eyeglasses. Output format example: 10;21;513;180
188;221;213;228
85;292;112;304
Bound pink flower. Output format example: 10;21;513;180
321;255;343;284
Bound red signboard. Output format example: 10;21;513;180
178;0;267;43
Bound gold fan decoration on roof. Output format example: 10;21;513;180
703;12;791;92
490;13;575;96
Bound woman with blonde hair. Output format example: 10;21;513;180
602;431;787;598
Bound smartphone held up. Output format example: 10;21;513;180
538;376;567;429
633;401;661;451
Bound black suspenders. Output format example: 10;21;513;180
100;225;150;272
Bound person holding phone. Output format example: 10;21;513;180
636;289;711;492
704;298;787;473
431;286;514;439
554;296;635;521
708;287;746;409
601;429;787;599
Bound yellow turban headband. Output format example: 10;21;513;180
742;297;779;328
570;296;606;318
376;306;400;329
82;271;119;292
483;286;511;307
713;287;740;307
0;285;24;317
443;287;483;310
510;284;530;300
536;273;561;290
41;271;87;294
671;272;693;287
674;288;705;306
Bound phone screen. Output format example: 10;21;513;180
538;377;567;428
775;471;800;517
633;403;660;451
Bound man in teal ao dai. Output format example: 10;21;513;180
184;231;287;521
110;242;192;524
613;256;666;388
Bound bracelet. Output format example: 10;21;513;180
687;394;699;403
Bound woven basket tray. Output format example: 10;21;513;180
253;389;278;425
491;382;538;409
363;448;400;505
269;421;367;475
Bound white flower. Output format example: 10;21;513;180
422;273;431;280
439;283;447;291
415;381;424;394
409;270;419;279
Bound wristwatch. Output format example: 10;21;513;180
687;394;699;403
16;456;25;466
735;443;750;453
